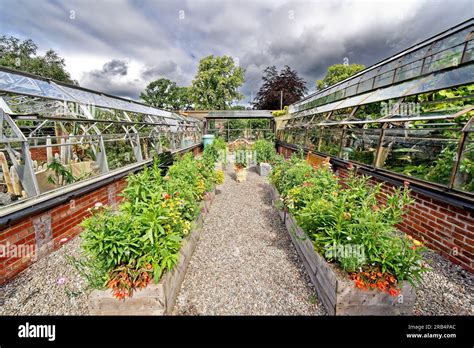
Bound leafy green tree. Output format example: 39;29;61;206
140;78;192;110
253;65;306;110
0;36;75;84
190;55;245;110
316;63;365;90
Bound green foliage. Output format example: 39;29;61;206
80;152;219;298
316;63;365;90
252;139;276;164
0;36;75;83
270;157;427;287
140;78;192;110
190;55;245;110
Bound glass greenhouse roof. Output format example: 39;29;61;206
290;18;474;114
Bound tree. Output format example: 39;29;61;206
316;63;365;90
190;55;245;110
0;36;75;84
140;78;192;110
253;65;307;110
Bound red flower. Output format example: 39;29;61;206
162;192;171;200
389;288;400;296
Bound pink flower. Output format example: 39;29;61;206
403;180;410;188
94;202;103;208
57;277;66;285
59;238;68;244
347;163;354;170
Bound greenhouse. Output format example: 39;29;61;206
0;19;473;319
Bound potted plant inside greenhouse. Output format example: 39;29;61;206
253;139;276;176
234;145;248;182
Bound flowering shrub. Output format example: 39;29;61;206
215;169;225;185
270;155;427;294
79;150;219;299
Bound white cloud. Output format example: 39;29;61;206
1;0;471;104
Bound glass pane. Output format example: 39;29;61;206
373;70;395;88
380;124;461;185
422;45;464;74
357;78;374;94
409;63;474;96
453;133;474;193
394;60;423;83
341;127;381;165
462;39;474;63
0;71;71;101
104;137;138;170
318;128;343;156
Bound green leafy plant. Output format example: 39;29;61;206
79;151;219;299
252;139;277;164
271;157;427;293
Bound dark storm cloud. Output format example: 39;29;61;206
91;59;128;77
0;0;472;103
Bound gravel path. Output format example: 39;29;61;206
414;251;473;315
174;166;325;315
0;236;89;315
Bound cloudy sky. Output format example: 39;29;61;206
1;0;472;106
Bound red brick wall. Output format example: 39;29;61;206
29;147;60;163
277;144;474;273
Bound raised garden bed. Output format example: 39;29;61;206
268;184;416;315
89;191;215;315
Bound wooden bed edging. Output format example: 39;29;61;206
268;184;416;315
88;189;216;315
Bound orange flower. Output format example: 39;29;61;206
389;288;400;296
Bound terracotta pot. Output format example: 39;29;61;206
235;167;247;182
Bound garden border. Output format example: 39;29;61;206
268;184;416;315
88;189;216;315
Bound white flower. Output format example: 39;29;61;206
94;202;103;209
347;236;352;241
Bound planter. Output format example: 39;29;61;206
89;190;215;315
256;162;272;177
235;167;247;182
269;184;416;315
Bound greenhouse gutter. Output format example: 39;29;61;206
0;143;202;229
276;140;474;211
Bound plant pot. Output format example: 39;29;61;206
270;184;416;316
235;167;247;182
257;162;272;177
